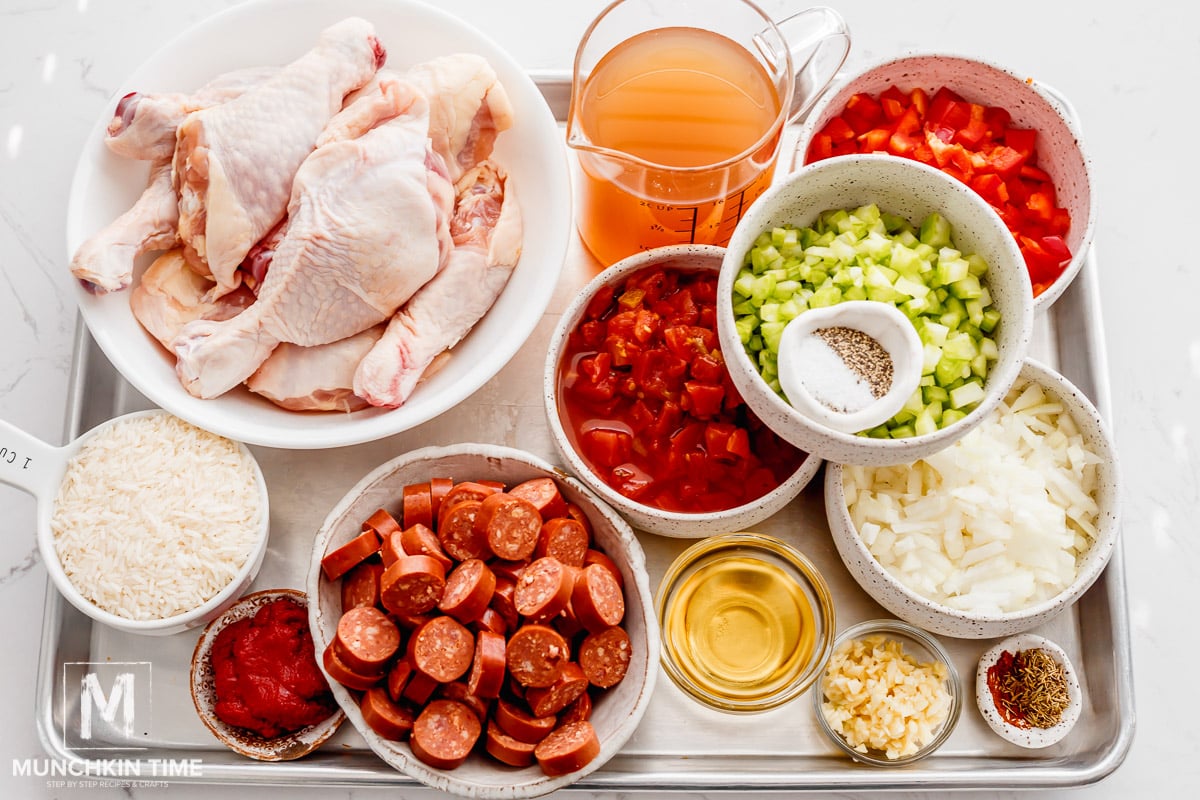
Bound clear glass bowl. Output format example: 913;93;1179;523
813;619;962;766
656;532;835;713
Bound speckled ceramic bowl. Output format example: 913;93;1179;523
306;443;658;798
190;588;345;761
716;154;1033;468
793;52;1095;314
545;245;822;538
976;633;1082;748
825;358;1121;639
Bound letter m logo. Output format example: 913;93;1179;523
63;662;151;750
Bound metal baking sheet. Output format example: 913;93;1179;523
34;74;1133;790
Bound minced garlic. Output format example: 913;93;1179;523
820;633;951;760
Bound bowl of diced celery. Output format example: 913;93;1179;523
716;154;1033;467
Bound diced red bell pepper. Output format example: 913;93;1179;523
951;103;989;148
843;92;884;133
582;428;632;468
683;381;725;419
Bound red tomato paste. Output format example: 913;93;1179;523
807;85;1073;297
558;266;806;513
211;596;337;738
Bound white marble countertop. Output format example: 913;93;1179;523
2;0;1193;797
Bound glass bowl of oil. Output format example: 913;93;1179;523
656;532;835;713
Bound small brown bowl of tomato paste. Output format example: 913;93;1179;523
544;245;821;538
190;588;344;761
794;52;1095;314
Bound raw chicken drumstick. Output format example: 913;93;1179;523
354;160;522;408
69;160;179;293
174;16;385;294
104;67;276;162
171;78;454;399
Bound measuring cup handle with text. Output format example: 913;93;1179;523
0;417;65;502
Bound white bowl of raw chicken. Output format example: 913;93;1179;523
65;0;570;449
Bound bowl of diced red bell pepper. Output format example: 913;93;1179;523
543;245;822;538
795;52;1094;312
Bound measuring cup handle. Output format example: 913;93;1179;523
775;6;851;123
0;417;63;500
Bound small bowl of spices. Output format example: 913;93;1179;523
776;300;923;435
190;588;344;761
975;633;1081;748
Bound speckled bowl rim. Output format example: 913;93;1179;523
975;633;1082;748
543;244;822;538
716;154;1034;468
189;588;345;761
812;618;962;766
792;50;1096;315
824;357;1122;638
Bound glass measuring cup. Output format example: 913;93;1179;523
0;409;269;635
566;1;850;266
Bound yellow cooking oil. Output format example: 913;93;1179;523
663;552;817;702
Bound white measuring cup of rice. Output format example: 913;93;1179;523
0;409;270;636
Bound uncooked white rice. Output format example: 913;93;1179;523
51;413;262;621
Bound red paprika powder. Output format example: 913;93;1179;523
211;596;337;738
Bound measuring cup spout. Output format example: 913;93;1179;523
0;417;66;502
769;6;851;123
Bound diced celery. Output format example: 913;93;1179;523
759;302;781;323
733;272;756;298
914;407;939;437
942;331;978;361
761;321;787;353
751;274;776;304
966;253;989;277
895;275;930;299
941;408;968;426
935;255;970;286
949;380;986;409
980;308;1001;333
902;388;925;416
920;213;952;247
735;315;758;344
843;285;868;301
748;334;763;352
922;343;942;375
779;298;805;321
949;273;983;300
980;337;999;360
919;319;950;347
935;357;969;387
732;299;756;316
808;285;843;308
923;384;950;405
890;425;916;439
775;280;799;300
866;425;892;439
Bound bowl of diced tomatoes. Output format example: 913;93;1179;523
795;52;1094;313
543;245;822;538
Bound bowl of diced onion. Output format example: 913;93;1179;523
716;154;1034;468
813;619;961;766
824;357;1121;639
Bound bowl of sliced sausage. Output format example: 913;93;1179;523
306;443;659;798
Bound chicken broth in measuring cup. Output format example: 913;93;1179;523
566;1;849;266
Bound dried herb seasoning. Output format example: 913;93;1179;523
986;647;1071;729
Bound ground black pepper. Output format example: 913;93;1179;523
816;326;893;399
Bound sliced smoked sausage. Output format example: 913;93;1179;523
360;685;415;741
465;629;506;699
437;500;489;561
408;615;475;683
341;560;384;612
508;477;569;522
506;624;570;688
475;492;542;561
534;720;600;776
571;562;625;632
333;606;400;675
525;662;589;718
410;699;482;770
578;626;632;689
437;558;496;623
380;554;446;616
321;529;380;580
514;557;574;624
485;719;537;767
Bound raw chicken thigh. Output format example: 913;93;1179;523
246;326;386;413
172;78;454;399
129;250;254;348
174;17;385;293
